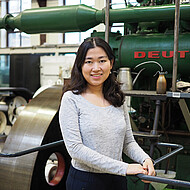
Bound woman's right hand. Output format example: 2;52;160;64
126;163;148;175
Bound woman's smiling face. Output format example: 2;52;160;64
82;46;113;89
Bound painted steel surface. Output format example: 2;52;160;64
0;5;98;33
118;33;190;76
0;4;190;34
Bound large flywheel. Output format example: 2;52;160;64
0;85;71;190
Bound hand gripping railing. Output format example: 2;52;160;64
136;142;190;188
136;173;190;188
0;140;190;188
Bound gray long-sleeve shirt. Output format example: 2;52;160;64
59;91;150;176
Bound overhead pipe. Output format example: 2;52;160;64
0;4;190;34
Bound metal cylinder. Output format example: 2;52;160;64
118;33;190;76
1;4;190;33
97;4;190;24
0;103;8;112
0;86;71;190
2;5;98;33
117;67;133;91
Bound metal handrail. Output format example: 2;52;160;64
154;142;184;165
136;173;190;188
0;140;64;157
0;140;190;188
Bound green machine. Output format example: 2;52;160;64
0;1;190;190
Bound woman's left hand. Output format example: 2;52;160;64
142;158;156;183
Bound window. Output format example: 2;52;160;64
1;1;7;48
112;0;139;8
111;0;126;9
110;0;139;35
110;0;127;35
0;55;10;87
1;0;31;47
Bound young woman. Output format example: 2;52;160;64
59;37;155;190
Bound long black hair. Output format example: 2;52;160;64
63;37;124;107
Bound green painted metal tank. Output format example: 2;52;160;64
91;30;190;77
1;4;190;34
117;33;190;77
0;3;190;78
0;5;99;33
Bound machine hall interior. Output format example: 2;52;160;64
0;0;190;189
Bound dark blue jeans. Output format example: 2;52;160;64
66;165;128;190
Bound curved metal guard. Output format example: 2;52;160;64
0;85;71;190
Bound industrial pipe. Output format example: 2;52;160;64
106;4;190;23
0;4;190;34
0;5;99;33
